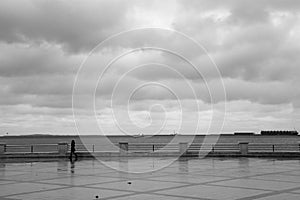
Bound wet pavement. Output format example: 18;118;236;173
0;157;300;200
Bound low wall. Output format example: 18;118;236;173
0;140;299;160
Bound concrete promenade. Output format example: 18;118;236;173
1;158;300;200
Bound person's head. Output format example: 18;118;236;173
71;140;75;144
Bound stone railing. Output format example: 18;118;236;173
1;142;300;157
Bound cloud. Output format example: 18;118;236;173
0;43;81;77
0;0;300;134
223;78;299;105
0;0;131;53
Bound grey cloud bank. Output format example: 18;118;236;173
0;0;299;134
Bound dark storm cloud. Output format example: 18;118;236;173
0;0;130;53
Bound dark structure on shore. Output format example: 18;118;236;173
234;132;255;136
260;130;298;135
234;130;299;136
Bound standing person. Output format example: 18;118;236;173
69;140;78;161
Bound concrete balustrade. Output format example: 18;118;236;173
119;141;128;156
0;143;6;154
58;142;68;155
1;141;299;159
239;141;249;155
179;142;188;154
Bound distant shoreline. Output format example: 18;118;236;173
1;133;299;138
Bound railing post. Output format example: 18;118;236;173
58;142;68;155
153;144;155;152
179;142;188;155
31;145;34;153
272;145;275;152
238;142;249;155
119;141;128;156
0;143;6;154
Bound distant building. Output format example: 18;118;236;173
234;132;255;135
260;130;299;136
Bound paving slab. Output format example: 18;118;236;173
156;184;268;200
0;182;63;196
10;187;132;200
91;179;187;192
254;193;300;200
210;178;298;191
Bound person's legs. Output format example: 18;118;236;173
74;151;78;160
69;151;74;160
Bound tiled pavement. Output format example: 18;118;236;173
0;157;300;200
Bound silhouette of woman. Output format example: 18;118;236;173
69;140;78;161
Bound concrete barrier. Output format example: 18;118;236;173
179;142;188;154
58;142;68;155
0;143;6;154
239;142;249;155
119;142;128;156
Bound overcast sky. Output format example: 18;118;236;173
1;0;300;135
